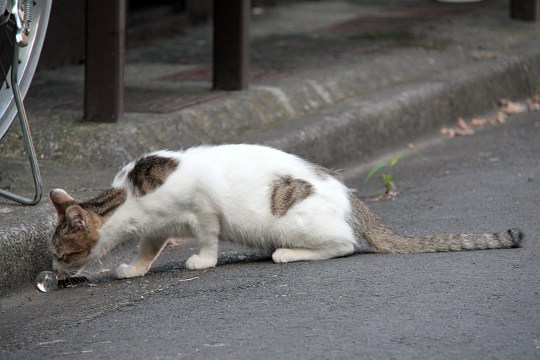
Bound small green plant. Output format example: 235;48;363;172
364;155;401;197
364;145;427;201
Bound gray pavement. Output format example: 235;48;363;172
0;0;539;340
0;110;538;359
1;0;539;293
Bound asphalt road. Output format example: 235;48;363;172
0;111;538;359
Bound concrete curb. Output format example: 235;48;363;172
1;38;539;295
242;41;540;167
0;42;523;168
0;214;55;294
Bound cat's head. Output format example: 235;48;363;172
49;189;103;275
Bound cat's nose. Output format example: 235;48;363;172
52;258;63;274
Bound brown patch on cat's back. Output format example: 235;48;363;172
271;176;314;217
127;155;179;196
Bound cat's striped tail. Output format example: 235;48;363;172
349;194;523;254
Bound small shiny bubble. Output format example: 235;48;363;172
35;271;58;293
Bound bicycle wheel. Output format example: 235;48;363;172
0;0;51;140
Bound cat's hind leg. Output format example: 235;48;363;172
272;215;357;263
272;241;355;264
115;236;168;279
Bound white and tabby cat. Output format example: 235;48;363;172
49;144;522;279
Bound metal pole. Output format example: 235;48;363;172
83;0;126;122
213;0;250;90
511;0;540;21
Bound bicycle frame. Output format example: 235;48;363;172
0;40;42;205
0;0;50;205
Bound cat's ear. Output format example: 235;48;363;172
65;205;87;231
50;189;75;217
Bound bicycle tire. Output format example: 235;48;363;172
0;0;51;140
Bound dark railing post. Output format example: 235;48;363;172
511;0;540;21
213;0;250;90
84;0;126;122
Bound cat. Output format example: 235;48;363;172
49;144;523;279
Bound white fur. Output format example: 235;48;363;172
90;145;357;279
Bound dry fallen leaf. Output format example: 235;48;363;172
471;118;488;127
499;98;528;115
498;90;540;115
441;118;474;137
496;111;507;123
526;100;540;111
457;117;475;134
471;117;503;127
368;190;398;203
444;91;539;138
440;127;456;137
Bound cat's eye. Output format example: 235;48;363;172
63;251;86;263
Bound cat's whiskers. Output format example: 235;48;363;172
75;269;100;283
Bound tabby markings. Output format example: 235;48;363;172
311;163;338;180
81;188;127;217
127;155;179;196
271;176;314;217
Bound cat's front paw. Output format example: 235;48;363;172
185;254;217;270
115;264;148;279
